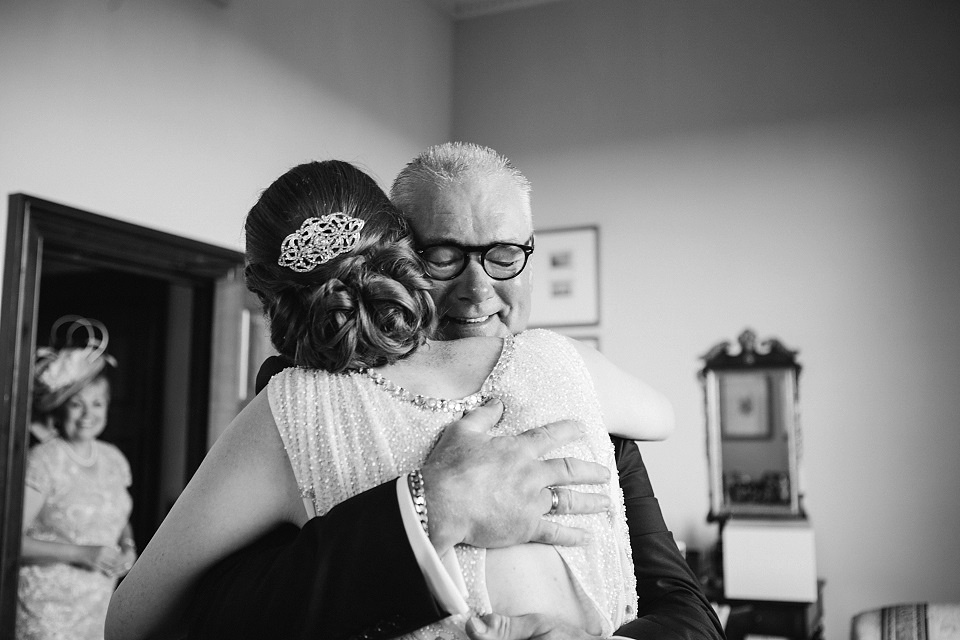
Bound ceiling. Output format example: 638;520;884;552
426;0;567;20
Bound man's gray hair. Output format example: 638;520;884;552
390;142;532;225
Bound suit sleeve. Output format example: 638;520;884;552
186;479;448;640
611;436;726;640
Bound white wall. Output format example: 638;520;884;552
454;2;960;638
0;0;453;258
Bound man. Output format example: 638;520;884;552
187;143;723;640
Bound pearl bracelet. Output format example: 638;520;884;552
407;469;429;537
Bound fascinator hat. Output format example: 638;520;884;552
33;315;117;413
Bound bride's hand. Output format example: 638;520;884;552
466;613;598;640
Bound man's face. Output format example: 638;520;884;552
405;175;533;340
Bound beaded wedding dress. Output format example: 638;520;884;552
269;329;637;638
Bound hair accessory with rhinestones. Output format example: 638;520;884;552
277;213;366;273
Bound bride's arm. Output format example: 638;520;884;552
105;392;306;640
568;337;675;441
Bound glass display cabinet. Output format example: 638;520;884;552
699;329;824;640
698;329;821;639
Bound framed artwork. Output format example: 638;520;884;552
718;371;773;439
527;226;599;328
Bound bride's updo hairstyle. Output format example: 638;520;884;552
244;160;436;373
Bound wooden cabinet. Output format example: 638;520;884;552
717;582;825;640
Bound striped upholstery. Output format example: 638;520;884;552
852;604;960;640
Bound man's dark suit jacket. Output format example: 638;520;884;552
186;357;724;640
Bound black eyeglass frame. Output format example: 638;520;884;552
416;236;535;281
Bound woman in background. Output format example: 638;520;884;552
18;317;136;640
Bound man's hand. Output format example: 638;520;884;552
421;399;612;553
466;613;597;640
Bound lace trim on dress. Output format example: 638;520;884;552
358;335;515;412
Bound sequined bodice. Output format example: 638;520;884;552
269;329;637;637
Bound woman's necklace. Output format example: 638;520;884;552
358;334;516;413
60;439;99;467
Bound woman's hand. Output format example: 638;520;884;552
466;613;599;640
115;547;138;577
74;544;129;576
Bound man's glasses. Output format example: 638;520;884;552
416;237;535;281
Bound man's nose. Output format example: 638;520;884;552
454;254;494;301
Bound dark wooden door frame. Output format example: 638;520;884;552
0;194;242;633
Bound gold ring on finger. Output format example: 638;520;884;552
547;486;560;515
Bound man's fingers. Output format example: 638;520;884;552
529;518;592;547
541;457;610;487
542;486;610;516
515;419;584;456
450;398;505;434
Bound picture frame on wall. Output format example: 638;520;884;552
527;226;599;328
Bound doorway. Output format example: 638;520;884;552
0;194;245;635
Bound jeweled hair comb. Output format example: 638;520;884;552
277;212;366;273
